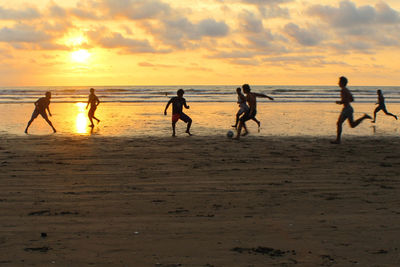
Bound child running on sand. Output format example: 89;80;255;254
164;89;192;137
235;84;274;139
86;88;100;127
372;89;397;123
25;91;56;134
232;87;261;129
331;76;371;144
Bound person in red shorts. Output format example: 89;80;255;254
164;89;192;137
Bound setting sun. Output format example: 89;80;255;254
71;49;91;63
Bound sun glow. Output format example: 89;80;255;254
75;103;89;134
71;49;91;63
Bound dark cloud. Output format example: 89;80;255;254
306;1;400;52
283;23;323;46
197;19;229;37
240;11;264;33
240;0;292;5
0;24;51;43
307;1;400;28
151;17;230;49
87;28;166;53
100;0;171;20
0;6;40;20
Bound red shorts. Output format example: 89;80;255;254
172;112;191;123
172;114;181;123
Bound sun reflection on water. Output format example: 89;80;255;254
75;103;89;134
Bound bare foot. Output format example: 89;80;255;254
330;140;340;144
186;131;192;136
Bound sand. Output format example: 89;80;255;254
1;134;400;266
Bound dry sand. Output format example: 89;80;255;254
1;134;400;266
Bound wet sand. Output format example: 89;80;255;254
2;102;399;137
1;134;400;266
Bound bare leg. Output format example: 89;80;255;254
25;118;35;133
186;119;192;136
252;117;260;128
383;108;398;120
372;106;381;123
235;121;248;139
349;114;371;128
232;112;240;128
44;118;56;133
89;116;95;127
172;122;176;137
331;114;346;144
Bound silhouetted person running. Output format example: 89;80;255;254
232;87;261;129
86;88;100;127
331;76;371;144
25;91;56;134
235;84;273;139
372;89;397;123
164;89;192;137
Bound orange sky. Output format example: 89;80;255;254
0;0;400;86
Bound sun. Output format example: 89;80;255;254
71;49;91;63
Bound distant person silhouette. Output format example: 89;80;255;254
372;89;397;123
164;89;192;137
235;84;274;139
232;87;261;129
86;88;100;127
331;76;371;144
24;91;56;134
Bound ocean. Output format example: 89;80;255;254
1;85;400;104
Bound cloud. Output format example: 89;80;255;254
48;2;67;18
150;17;230;49
87;28;164;53
0;6;40;20
307;1;400;28
240;0;292;5
283;23;323;46
0;24;51;43
306;1;400;52
197;19;229;37
100;0;171;20
240;11;264;33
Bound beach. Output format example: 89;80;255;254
1;133;400;266
1;101;400;266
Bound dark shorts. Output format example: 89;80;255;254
375;104;387;113
172;112;191;123
240;109;257;123
88;106;97;116
340;106;353;121
31;109;48;120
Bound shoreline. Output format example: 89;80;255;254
1;102;399;137
1;135;400;266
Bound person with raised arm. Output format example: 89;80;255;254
235;84;273;139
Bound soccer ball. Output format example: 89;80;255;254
227;130;234;138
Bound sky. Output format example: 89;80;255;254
0;0;400;86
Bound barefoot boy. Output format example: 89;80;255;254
86;88;100;127
164;89;192;137
235;84;273;139
372;89;397;123
25;91;56;134
232;87;261;129
331;76;371;144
